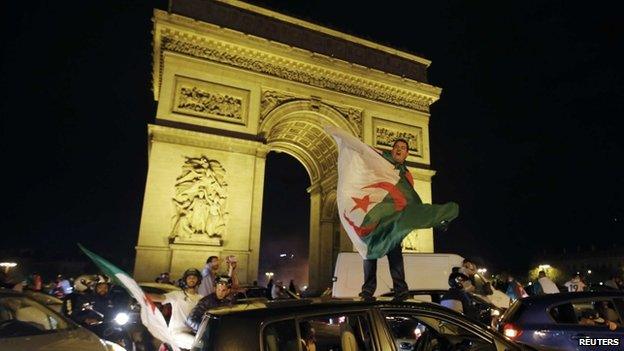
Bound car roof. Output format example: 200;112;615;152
207;296;462;319
521;291;624;304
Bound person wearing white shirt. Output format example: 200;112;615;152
537;271;560;294
148;268;203;350
564;274;586;292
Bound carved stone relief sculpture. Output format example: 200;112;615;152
169;155;228;244
172;76;250;126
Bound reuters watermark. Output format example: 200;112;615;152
577;337;620;347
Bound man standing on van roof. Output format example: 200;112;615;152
326;126;459;302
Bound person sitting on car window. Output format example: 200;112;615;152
597;301;620;323
186;275;236;333
441;272;480;321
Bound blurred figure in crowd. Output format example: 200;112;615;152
26;272;43;291
564;273;586;292
604;274;622;290
51;274;73;298
532;271;559;295
505;275;528;301
266;279;274;299
63;274;96;318
289;279;297;295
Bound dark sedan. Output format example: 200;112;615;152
497;291;624;350
190;297;533;351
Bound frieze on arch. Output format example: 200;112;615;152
156;27;436;112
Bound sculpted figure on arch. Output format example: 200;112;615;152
170;156;229;240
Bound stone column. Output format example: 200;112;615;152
307;184;322;292
247;147;268;283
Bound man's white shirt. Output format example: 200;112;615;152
538;277;560;294
163;290;202;333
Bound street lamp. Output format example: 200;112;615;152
587;270;592;274
265;272;274;281
477;268;487;275
0;262;17;274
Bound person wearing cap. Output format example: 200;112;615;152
186;275;236;332
198;255;240;297
147;268;202;350
441;271;479;320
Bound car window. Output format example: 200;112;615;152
550;299;621;326
383;311;496;351
297;313;374;351
0;295;72;338
263;319;299;351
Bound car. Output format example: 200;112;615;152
0;288;111;351
380;289;505;327
189;297;534;351
497;291;624;350
21;290;64;314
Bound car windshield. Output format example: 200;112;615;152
0;295;73;338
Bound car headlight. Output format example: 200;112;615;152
114;312;130;325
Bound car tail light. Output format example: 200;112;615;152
503;323;523;339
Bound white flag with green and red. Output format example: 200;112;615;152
78;244;181;351
326;126;459;259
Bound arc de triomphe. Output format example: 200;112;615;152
134;0;442;291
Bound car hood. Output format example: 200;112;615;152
0;327;107;351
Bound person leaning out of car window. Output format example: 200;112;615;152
579;309;619;331
186;275;236;333
441;271;480;321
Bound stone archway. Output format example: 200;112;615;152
134;3;442;290
258;98;359;290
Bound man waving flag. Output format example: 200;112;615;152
79;244;181;351
327;126;459;302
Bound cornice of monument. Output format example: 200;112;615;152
148;124;268;156
152;10;442;113
213;0;433;67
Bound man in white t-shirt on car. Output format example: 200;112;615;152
564;273;586;292
148;268;203;350
537;270;560;294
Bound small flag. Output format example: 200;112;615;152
78;244;180;351
326;126;459;259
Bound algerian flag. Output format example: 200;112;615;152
78;244;180;351
326;126;459;259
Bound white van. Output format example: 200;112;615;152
332;252;510;309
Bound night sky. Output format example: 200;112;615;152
1;1;622;276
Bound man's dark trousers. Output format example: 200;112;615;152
361;244;408;296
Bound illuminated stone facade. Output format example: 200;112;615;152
134;0;443;290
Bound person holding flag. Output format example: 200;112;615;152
79;244;194;351
147;268;203;350
326;126;459;302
